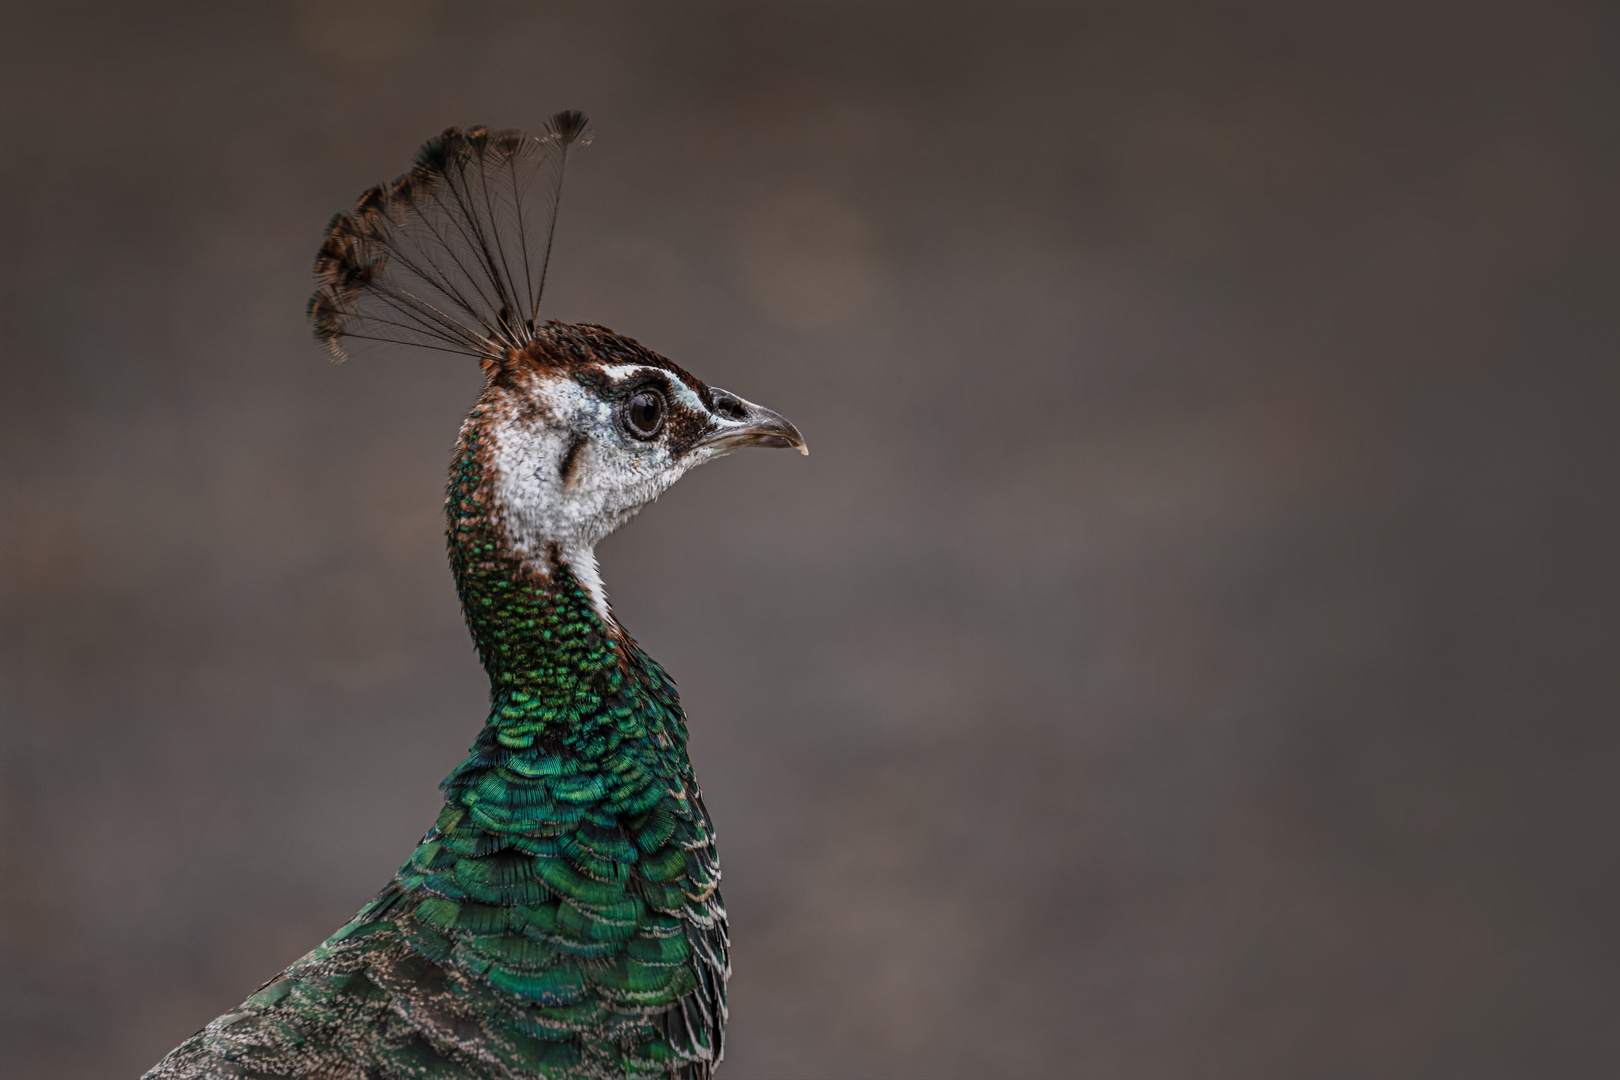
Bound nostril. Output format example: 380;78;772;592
713;390;748;420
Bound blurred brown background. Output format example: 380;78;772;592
2;2;1618;1077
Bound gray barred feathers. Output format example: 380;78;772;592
309;111;591;366
141;882;723;1080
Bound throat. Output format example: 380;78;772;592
558;543;612;628
449;525;620;711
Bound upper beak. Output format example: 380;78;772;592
699;394;808;457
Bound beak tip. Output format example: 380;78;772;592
697;397;808;457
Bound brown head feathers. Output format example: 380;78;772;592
309;110;592;367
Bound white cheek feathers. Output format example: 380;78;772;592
483;373;699;624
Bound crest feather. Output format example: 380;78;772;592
309;110;592;363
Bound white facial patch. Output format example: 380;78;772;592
485;370;714;624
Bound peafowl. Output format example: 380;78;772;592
145;111;805;1080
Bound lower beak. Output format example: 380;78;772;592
698;399;809;456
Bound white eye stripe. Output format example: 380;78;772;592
598;363;653;380
598;364;709;416
666;380;708;415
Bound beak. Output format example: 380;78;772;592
699;393;809;457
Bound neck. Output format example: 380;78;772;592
436;406;694;845
450;408;623;703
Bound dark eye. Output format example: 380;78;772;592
624;388;666;439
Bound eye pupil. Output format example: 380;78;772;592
626;389;665;437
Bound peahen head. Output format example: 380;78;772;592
307;111;805;622
468;323;805;613
480;325;804;555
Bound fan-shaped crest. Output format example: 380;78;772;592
309;110;591;363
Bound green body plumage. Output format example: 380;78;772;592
145;407;728;1080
